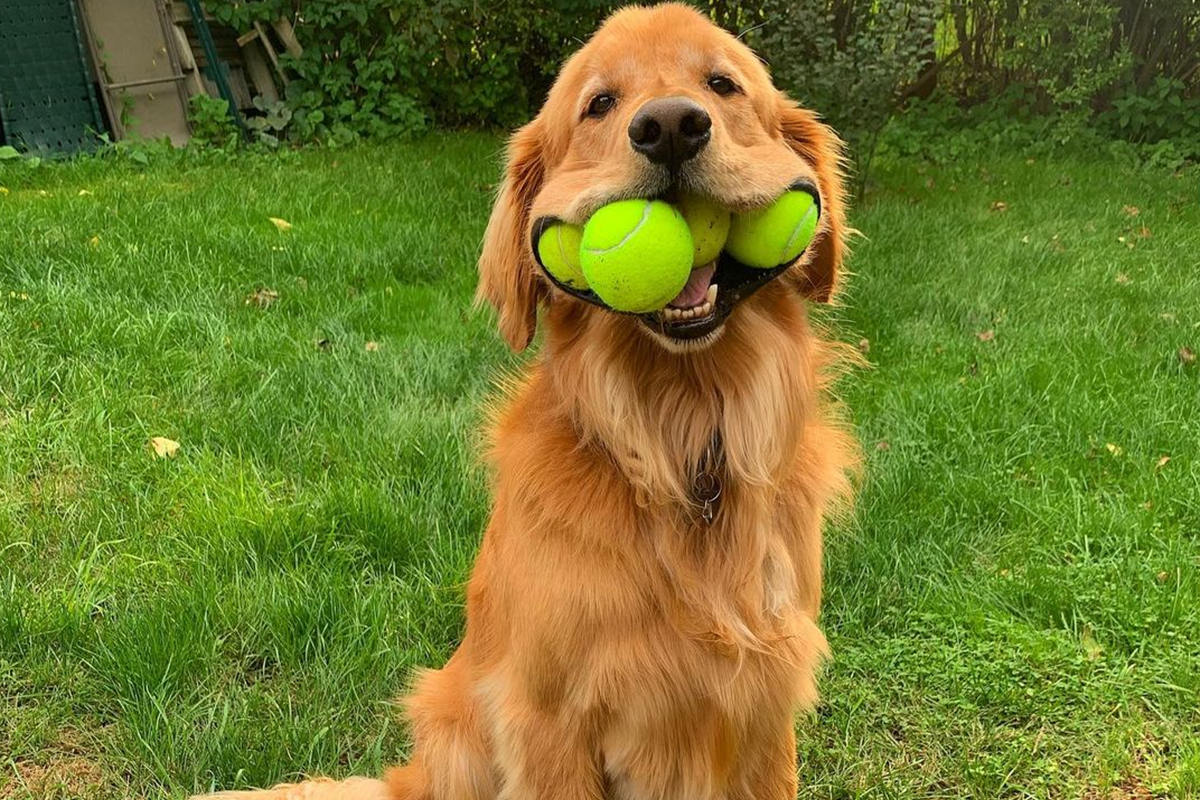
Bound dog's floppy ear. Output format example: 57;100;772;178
777;99;848;303
475;119;547;352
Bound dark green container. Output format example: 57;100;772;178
0;0;107;155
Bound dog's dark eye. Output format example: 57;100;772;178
586;94;617;118
707;75;737;96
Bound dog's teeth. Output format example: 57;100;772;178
698;301;711;316
706;284;718;304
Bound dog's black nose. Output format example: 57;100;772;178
628;97;711;169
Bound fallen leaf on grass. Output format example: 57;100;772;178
1122;205;1139;217
1105;443;1123;457
1179;346;1196;365
245;287;279;308
1115;273;1131;285
150;437;180;459
365;340;380;352
1020;235;1031;244
1135;225;1152;238
875;440;890;451
1155;455;1170;470
78;189;93;197
1081;627;1103;661
857;338;870;354
89;235;100;249
1160;312;1176;322
976;329;995;342
1156;571;1169;583
989;201;1008;212
268;217;293;232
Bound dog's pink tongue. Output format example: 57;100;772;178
669;262;716;309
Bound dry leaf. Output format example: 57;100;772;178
88;235;100;249
1115;273;1131;285
1180;346;1197;365
1155;455;1170;470
989;201;1008;212
245;287;279;308
875;440;890;451
1105;442;1123;456
976;329;995;342
78;189;93;197
1122;205;1139;217
1025;158;1035;165
1156;571;1169;583
1020;235;1031;244
269;217;293;232
857;338;870;354
150;436;180;459
925;178;935;189
1161;312;1176;322
1081;627;1103;661
1136;225;1152;238
365;340;380;352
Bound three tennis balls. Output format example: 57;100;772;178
538;190;818;313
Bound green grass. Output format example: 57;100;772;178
1;139;1197;799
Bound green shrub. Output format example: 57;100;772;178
188;94;240;148
207;0;624;140
752;0;943;187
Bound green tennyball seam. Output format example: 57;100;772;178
583;201;653;255
779;203;818;264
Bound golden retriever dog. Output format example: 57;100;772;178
197;4;855;799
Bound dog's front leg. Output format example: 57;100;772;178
490;697;604;800
728;723;799;800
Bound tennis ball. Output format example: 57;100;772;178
536;222;587;289
677;194;730;267
726;190;819;269
580;199;694;313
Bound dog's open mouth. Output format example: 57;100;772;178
530;180;817;342
637;252;791;340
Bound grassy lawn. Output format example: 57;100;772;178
1;137;1198;799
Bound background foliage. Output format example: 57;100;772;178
206;0;1200;167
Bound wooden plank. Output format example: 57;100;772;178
271;16;301;57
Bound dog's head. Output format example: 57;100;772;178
478;2;846;352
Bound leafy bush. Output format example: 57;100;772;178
1104;77;1200;157
188;94;240;148
752;0;942;187
206;0;624;141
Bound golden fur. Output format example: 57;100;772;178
196;5;856;799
